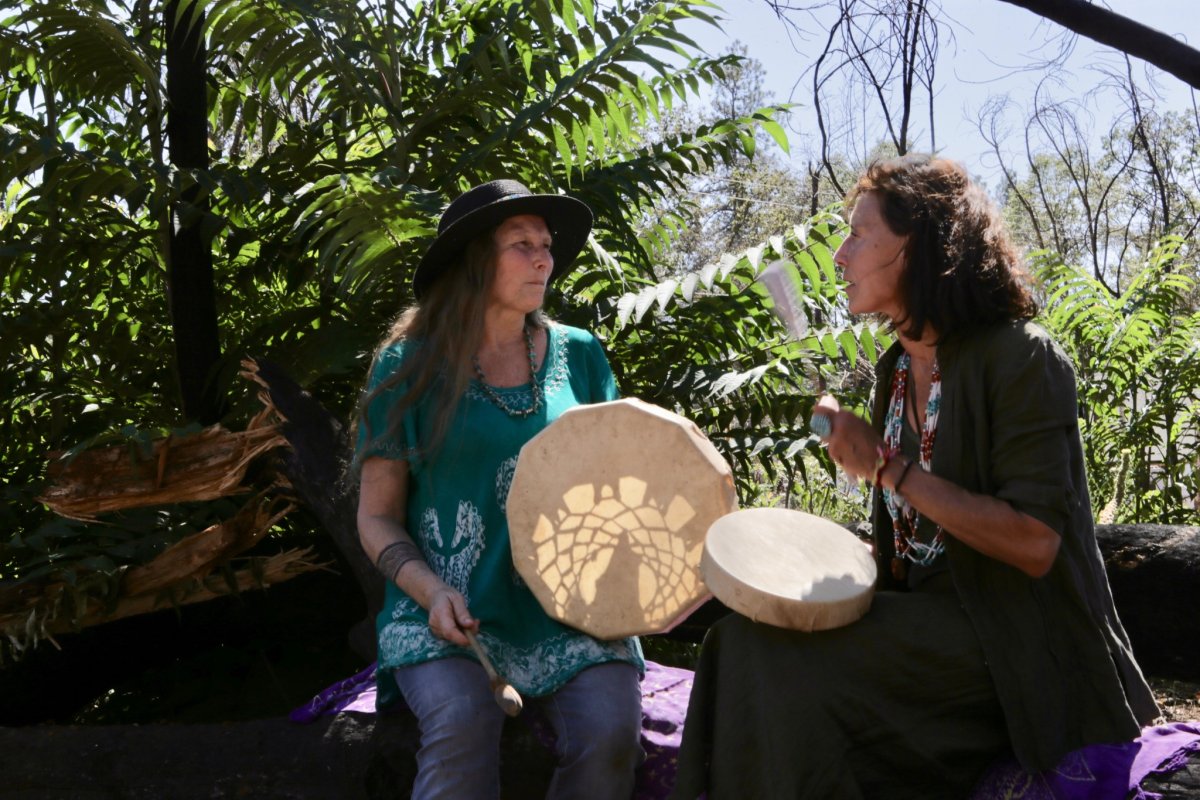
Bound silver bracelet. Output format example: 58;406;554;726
376;540;425;583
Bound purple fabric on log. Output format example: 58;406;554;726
970;722;1200;800
292;662;1196;800
288;662;377;722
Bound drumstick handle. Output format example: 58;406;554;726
464;629;501;682
465;628;524;718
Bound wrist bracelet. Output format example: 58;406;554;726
872;445;897;488
893;458;916;494
376;540;425;583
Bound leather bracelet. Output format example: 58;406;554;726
892;457;917;494
376;540;425;583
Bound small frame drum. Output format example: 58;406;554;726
506;398;738;639
701;507;876;631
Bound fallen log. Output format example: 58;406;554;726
0;709;557;800
242;357;383;661
1;709;1196;800
1100;524;1200;680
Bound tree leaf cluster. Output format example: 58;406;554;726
566;208;890;506
1034;237;1200;524
0;0;793;617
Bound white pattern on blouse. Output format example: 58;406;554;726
417;502;485;605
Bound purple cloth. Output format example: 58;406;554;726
290;660;693;799
292;662;1196;800
288;662;377;722
971;722;1200;800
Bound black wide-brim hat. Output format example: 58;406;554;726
413;179;594;299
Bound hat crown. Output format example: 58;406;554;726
413;178;592;299
439;179;534;235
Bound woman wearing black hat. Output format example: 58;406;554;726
355;180;644;799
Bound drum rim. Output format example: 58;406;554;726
700;507;877;630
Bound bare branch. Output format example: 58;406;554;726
994;0;1200;90
977;96;1045;249
812;6;851;196
1121;56;1172;231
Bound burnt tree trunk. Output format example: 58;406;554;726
247;358;383;661
1;709;558;799
165;0;225;424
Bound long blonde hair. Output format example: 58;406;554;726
355;225;548;463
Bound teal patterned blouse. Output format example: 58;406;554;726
357;322;644;708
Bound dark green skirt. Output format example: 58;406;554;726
672;579;1010;799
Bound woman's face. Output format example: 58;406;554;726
489;214;554;315
834;191;908;320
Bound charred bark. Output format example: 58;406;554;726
1099;524;1200;680
243;358;383;661
165;0;225;424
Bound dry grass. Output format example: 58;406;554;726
1150;676;1200;723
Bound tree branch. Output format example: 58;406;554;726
995;0;1200;90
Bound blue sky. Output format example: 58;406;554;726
677;1;1198;188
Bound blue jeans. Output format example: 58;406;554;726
394;658;644;800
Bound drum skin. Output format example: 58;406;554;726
506;398;738;639
701;507;876;631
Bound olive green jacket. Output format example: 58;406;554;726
870;320;1159;771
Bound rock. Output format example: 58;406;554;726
1097;524;1200;680
1;710;556;799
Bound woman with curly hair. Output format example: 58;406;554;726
672;155;1158;799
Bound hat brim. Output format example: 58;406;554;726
413;194;593;299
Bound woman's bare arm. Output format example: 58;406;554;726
816;398;1061;578
358;457;477;644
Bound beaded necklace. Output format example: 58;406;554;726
471;326;544;418
881;352;944;579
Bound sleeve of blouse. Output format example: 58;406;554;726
986;327;1081;537
585;331;620;403
355;345;420;463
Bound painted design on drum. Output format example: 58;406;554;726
530;476;703;631
416;503;484;602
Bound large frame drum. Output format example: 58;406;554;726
506;399;737;639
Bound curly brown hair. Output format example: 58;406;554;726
847;154;1038;342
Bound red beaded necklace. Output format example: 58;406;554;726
881;353;945;580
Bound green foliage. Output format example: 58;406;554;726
1033;237;1200;524
571;208;890;508
634;42;815;278
0;0;789;613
